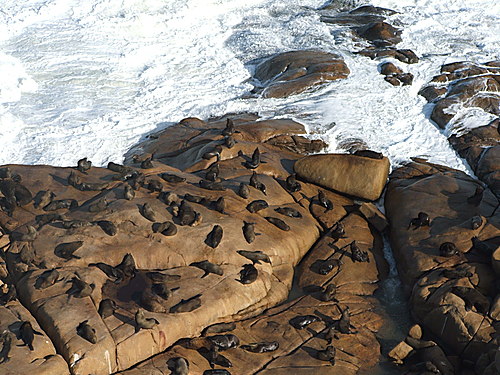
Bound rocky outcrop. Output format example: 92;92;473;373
250;50;350;98
385;159;499;371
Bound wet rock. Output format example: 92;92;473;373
355;21;402;46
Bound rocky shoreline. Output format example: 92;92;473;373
0;3;499;375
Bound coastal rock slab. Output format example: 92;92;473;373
294;154;390;201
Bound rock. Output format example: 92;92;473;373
490;294;500;320
493;247;500;276
418;85;447;102
388;341;413;364
355;21;402;46
379;62;403;75
358;202;388;232
358;48;419;64
251;50;350;98
294;154;390;201
408;324;422;339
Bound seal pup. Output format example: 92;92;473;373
55;241;83;260
242;222;258;244
34;190;55;209
237;250;270;265
467;186;484;206
274;207;302;218
471;215;483;230
249;172;266;195
238;183;250;199
265;216;290;231
153;221;177;236
350;241;369;262
439;242;459;257
168;357;189;375
205;162;220;182
317;345;336;364
244;147;260;169
0;331;13;363
408;212;430;229
36;213;64;227
205;225;223;248
170;294;202;313
241;341;279;353
18;321;42;350
88;197;107;213
135;309;159;331
35;269;61;289
212;197;225;214
160;173;186;184
141;202;157;221
318;258;342;275
77;157;92;173
95;220;117;236
207;347;232;369
246;199;268;213
238;264;258;284
318;190;333;211
289;315;320;330
354;150;383;159
98;299;117;318
191;260;223;278
67;171;81;187
285;174;301;192
0;167;11;179
330;222;345;241
77;320;97;344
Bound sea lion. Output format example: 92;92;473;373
246;199;268;213
244;147;261;169
205;162;220;182
141;202;157;221
318;258;342;275
66;276;95;298
124;184;135;200
320;284;338;302
439;242;459;257
240;341;279;353
199;179;226;191
285;174;301;192
450;286;490;313
205;225;223;248
98;299;117;318
222;118;237;136
77;320;97;344
238;264;258;284
77;157;92;173
317;345;336;364
34;190;55;209
191;260;223;278
55;241;83;260
168;357;189;375
0;331;13;364
237;250;270;265
212;197;225;214
146;271;181;283
43;199;78;211
274;207;302;218
224;135;235;148
467;186;484;206
242;222;257;244
471;215;483;230
408;212;430;229
88;197;107;213
35;269;61;289
94;220;117;236
318;190;333;211
170;294;202;313
115;253;137;278
289;315;320;330
153;221;177;236
350;241;369;262
249;172;266;195
203;322;236;336
238;183;250;199
160;173;186;184
265;216;290;231
135;309;159;331
208;334;240;351
18;321;42;350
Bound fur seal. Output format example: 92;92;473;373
62;220;92;229
208;334;240;351
140;156;154;169
338;306;355;334
152;221;177;236
191;260;224;278
146;179;163;193
94;220;117;236
116;253;137;278
89;262;123;282
202;322;236;336
141;202;157;221
124;184;135;200
450;286;490;313
152;283;174;300
98;299;117;318
238;183;250;199
274;207;302;218
222;118;237;136
237;250;270;265
0;285;16;306
318;258;342;275
55;241;83;260
212;197;225;214
88;197;107;213
77;320;97;344
354;150;383;159
289;315;320;330
146;272;181;283
241;341;279;353
170;294;202;313
242;221;257;244
205;225;223;248
168;357;189;375
0;179;32;206
203;370;231;375
265;216;290;231
184;193;207;205
205;162;220;182
320;284;338;302
12;225;37;242
318;190;333;211
244;147;261;169
35;213;64;227
0;167;11;179
77;157;92;173
35;269;61;289
350;241;369;262
107;162;130;174
408;212;430;229
439;242;459;257
330;222;345;241
471;215;483;230
34;190;55;209
66;276;95;298
441;268;473;279
140;290;166;313
285;174;301;192
471;236;495;254
199;179;226;191
246;199;268;213
249;172;266;195
19;321;42;350
135;309;159;331
224;135;235;148
202;145;222;161
207;348;232;368
177;200;197;226
0;331;13;363
317;345;336;364
160;173;186;184
44;199;78;211
238;264;258;284
467;186;484;206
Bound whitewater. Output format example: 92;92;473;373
0;0;499;170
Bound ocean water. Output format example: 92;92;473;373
0;0;499;169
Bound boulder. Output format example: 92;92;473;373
355;21;402;46
294;154;390;201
